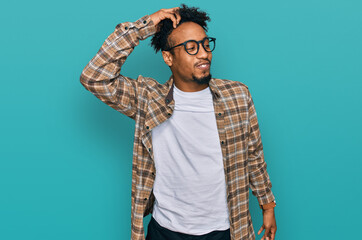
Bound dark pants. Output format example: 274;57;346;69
146;216;231;240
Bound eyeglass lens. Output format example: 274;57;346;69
185;38;215;55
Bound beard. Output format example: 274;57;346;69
192;72;212;85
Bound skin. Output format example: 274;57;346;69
150;7;277;240
258;208;277;240
150;7;212;92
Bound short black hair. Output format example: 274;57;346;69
150;4;211;54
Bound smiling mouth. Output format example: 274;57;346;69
196;63;210;70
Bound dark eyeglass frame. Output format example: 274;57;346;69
164;37;216;55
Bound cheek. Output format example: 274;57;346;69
178;56;195;72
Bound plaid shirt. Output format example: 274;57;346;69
80;14;276;240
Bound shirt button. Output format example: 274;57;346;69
146;126;149;129
218;113;222;116
166;99;170;103
144;198;148;201
151;172;155;176
148;148;151;152
221;141;224;144
125;26;128;30
143;20;147;24
168;113;171;116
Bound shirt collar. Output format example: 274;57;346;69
164;75;221;105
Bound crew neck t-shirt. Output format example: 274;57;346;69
151;83;230;235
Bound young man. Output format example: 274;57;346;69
80;4;277;240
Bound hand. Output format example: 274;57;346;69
149;7;181;31
258;208;277;240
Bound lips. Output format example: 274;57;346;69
195;61;210;70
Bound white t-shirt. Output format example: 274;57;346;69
151;83;230;235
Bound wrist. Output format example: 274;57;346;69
259;200;276;210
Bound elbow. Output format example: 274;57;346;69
79;73;85;85
79;63;91;86
79;71;90;90
79;74;86;89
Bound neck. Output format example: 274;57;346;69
172;74;210;92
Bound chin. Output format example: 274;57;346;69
192;73;212;85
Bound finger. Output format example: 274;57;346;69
165;7;181;25
271;231;276;240
263;227;271;240
270;227;276;240
174;11;181;24
165;6;180;12
257;225;265;235
163;12;177;28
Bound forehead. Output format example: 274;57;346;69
169;22;207;43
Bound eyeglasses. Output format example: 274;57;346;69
164;37;216;55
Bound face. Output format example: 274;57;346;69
162;22;213;85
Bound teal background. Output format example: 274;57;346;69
1;0;361;239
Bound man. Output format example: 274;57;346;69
80;4;277;240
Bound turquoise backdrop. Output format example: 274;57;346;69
1;0;361;239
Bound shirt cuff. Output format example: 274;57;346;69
115;15;157;41
257;189;276;206
134;15;157;40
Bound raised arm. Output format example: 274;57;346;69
79;7;181;120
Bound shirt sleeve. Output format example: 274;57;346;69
79;15;157;120
246;88;276;206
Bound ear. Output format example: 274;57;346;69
162;51;173;67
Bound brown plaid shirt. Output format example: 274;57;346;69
80;14;276;240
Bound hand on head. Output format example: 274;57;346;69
150;7;181;31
